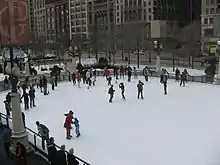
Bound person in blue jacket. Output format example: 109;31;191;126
73;117;81;138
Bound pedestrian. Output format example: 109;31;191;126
3;76;9;90
50;76;55;90
22;112;25;128
4;100;11;116
76;73;81;88
47;137;57;164
67;148;79;165
143;67;149;81
64;110;74;139
54;145;67;165
43;76;48;95
16;142;27;165
127;66;132;82
137;80;144;99
36;121;50;149
108;85;115;103
73;117;81;138
119;82;126;100
0;126;12;159
160;70;168;94
29;85;36;108
17;86;23;103
20;91;29;110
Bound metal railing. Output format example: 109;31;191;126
0;112;91;165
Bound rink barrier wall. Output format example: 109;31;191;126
0;112;91;165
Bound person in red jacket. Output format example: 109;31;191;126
64;110;74;139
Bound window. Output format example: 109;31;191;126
206;8;209;14
210;17;214;24
117;18;119;23
211;0;215;4
149;15;151;20
211;8;215;13
117;12;119;16
149;8;151;13
206;0;209;5
148;0;151;6
204;18;208;24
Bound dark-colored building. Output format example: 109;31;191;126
153;0;200;26
45;0;69;42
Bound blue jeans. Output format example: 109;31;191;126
75;126;80;136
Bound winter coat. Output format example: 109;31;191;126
67;154;79;165
37;124;49;137
21;92;29;101
47;142;57;163
73;118;80;127
108;87;115;95
50;77;55;84
16;143;26;161
160;75;168;84
76;75;81;82
0;128;11;143
137;82;144;91
119;84;125;91
64;115;73;129
29;88;35;98
54;150;67;165
143;69;149;76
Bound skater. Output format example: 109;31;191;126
108;85;115;103
76;73;81;87
180;71;187;87
92;75;96;86
175;68;180;81
119;82;125;100
29;85;36;108
119;65;125;78
50;76;55;90
115;67;119;83
127;66;132;82
160;70;168;94
72;73;76;85
39;77;43;92
73;117;80;138
133;67;138;79
36;121;50;149
107;76;112;86
21;90;29;110
137;80;144;99
143;67;149;81
43;76;48;95
64;110;74;139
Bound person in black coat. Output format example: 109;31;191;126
5;92;11;103
67;148;79;165
108;85;115;103
39;77;43;92
72;73;76;85
29;86;36;108
137;80;144;99
54;145;67;165
21;91;29;110
160;72;168;95
175;68;180;81
47;137;57;164
43;76;48;95
119;82;125;100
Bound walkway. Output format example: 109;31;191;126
0;127;49;165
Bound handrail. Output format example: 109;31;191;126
0;112;91;165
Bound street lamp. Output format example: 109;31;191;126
216;40;220;84
5;59;29;152
153;40;162;73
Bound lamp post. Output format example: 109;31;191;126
5;52;29;152
216;40;220;84
153;40;162;73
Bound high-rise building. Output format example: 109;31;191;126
33;0;47;38
201;0;220;53
46;0;69;42
69;0;89;40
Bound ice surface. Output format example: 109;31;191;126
1;77;220;165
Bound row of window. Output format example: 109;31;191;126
71;27;87;33
205;7;220;14
206;0;219;5
203;17;214;24
70;13;87;19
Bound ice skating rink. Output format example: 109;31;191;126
1;77;220;165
